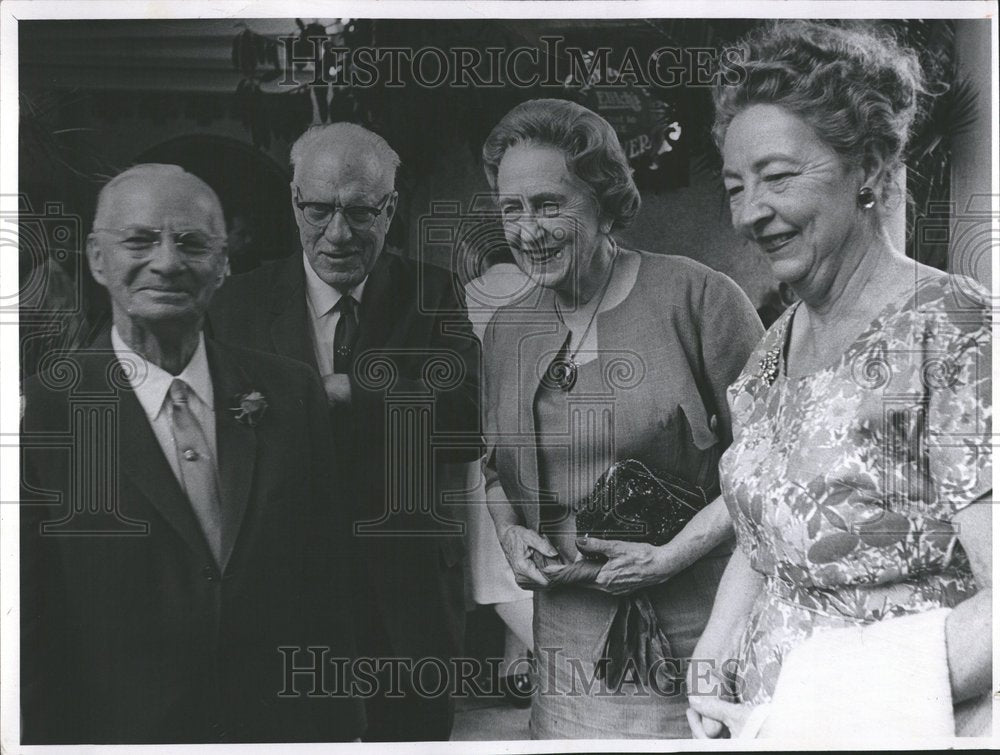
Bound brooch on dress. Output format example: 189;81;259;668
758;343;781;387
757;310;794;387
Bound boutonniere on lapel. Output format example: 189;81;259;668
231;390;268;427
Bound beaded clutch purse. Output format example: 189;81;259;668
574;459;713;546
572;460;715;687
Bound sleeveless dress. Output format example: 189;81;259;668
718;275;992;704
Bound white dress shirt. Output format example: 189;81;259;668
111;326;218;485
302;251;368;376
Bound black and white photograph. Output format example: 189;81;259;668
0;1;996;750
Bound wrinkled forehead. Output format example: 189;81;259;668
96;172;224;233
293;144;393;198
496;143;586;195
722;104;836;173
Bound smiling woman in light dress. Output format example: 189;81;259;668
687;21;992;742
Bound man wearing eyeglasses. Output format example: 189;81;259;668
20;164;364;743
209;124;481;742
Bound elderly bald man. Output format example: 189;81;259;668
209;124;482;741
20;164;364;744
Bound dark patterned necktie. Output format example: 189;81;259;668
168;378;223;564
333;295;359;374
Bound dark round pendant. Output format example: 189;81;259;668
547;357;577;392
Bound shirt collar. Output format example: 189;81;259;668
111;326;214;421
302;251;367;320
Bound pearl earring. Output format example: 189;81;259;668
857;186;876;210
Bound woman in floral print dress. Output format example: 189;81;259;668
687;21;992;739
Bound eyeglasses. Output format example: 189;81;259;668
92;226;224;259
294;186;393;230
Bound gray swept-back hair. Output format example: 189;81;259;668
482;98;640;231
290;122;401;187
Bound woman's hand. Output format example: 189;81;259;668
684;656;736;738
686;706;726;738
570;497;735;596
573;537;677;595
497;524;560;590
683;547;763;739
687;695;754;738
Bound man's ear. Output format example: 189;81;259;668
86;234;108;287
383;190;399;227
213;253;230;290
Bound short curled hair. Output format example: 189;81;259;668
713;21;926;190
482;98;640;230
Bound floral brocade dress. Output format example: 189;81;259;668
718;275;992;704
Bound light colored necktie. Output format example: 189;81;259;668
168;378;223;564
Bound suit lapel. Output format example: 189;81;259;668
87;338;216;562
206;341;257;571
354;252;403;357
268;255;317;371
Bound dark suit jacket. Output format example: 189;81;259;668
207;251;481;662
21;332;365;744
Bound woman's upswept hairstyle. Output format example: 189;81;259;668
482;98;640;230
713;21;927;191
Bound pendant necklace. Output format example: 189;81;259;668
550;240;619;392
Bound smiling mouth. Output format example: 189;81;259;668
520;245;562;263
756;232;797;253
143;287;189;295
